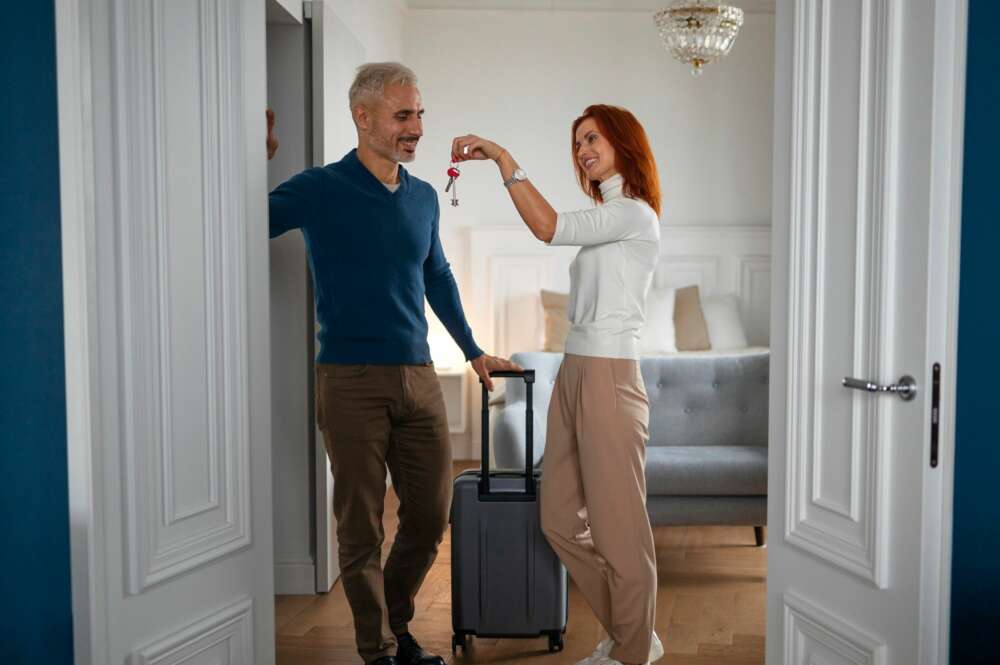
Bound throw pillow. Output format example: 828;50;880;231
674;285;712;351
701;293;749;349
640;287;678;354
540;290;570;352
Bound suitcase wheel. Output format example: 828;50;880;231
547;631;564;653
452;633;468;655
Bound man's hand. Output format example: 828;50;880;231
470;353;524;392
266;108;278;160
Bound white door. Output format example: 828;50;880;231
767;0;962;664
307;0;367;592
59;0;276;663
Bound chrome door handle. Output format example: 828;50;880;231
842;375;917;401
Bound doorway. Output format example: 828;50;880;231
262;2;962;665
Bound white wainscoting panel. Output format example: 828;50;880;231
782;592;884;665
737;255;773;350
131;596;254;665
784;0;897;587
461;224;771;458
466;224;772;358
114;0;251;594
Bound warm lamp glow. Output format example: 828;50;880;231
428;330;465;370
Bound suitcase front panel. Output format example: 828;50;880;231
451;471;567;636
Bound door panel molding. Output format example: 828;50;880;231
112;0;252;595
782;591;885;665
60;0;274;662
131;596;254;665
785;0;901;587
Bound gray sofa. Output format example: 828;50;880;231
491;350;769;545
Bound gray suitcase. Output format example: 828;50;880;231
450;369;568;656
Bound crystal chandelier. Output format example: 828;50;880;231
654;1;744;77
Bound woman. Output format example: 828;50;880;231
451;105;663;665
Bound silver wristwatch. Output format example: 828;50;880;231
503;168;528;188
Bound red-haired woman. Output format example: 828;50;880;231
451;105;663;665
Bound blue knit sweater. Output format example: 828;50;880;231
269;149;483;365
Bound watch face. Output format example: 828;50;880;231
513;168;527;181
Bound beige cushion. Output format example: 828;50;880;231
540;290;570;352
674;285;711;351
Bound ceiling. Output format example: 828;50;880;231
405;0;775;13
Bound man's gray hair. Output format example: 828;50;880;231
349;62;418;110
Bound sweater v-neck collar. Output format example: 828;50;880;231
344;148;409;196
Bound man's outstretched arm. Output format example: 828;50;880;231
424;207;520;391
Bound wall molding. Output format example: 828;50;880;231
461;223;771;459
274;562;318;596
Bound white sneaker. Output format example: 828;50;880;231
575;637;615;665
648;631;664;663
581;631;662;665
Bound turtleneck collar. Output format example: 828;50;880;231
599;173;625;202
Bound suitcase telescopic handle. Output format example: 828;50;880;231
479;369;535;500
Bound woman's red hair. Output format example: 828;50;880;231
571;105;662;217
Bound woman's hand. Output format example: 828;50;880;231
451;134;505;163
449;134;558;244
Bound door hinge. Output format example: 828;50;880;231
930;362;941;468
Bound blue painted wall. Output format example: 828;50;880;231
950;1;1000;662
0;1;74;663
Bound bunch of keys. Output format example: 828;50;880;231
445;163;461;207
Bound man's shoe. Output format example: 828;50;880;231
395;633;445;665
369;658;399;665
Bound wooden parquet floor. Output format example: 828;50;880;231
276;462;766;665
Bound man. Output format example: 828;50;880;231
267;62;518;665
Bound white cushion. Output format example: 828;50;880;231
701;293;749;350
640;287;678;354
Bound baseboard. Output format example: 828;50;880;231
274;561;316;595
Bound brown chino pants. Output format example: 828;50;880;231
539;354;657;665
316;362;452;664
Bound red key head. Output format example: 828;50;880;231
447;166;460;178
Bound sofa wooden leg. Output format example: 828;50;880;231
754;526;766;547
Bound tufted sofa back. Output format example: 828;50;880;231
638;350;769;447
503;350;769;452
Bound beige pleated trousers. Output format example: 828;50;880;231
539;353;657;664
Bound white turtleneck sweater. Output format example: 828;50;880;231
548;174;660;360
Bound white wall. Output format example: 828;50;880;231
328;0;405;62
270;5;774;462
267;0;303;24
403;9;774;452
267;21;315;595
402;9;774;229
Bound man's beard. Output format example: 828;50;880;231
367;128;418;163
